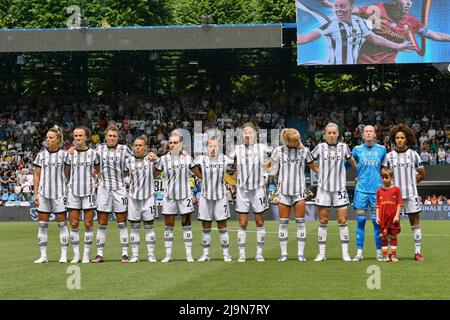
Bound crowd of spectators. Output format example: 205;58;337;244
0;89;449;206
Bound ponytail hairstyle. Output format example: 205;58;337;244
48;125;64;148
280;128;301;147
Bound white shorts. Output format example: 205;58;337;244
96;185;128;213
67;192;97;210
38;196;66;214
236;186;269;214
315;188;349;208
128;196;158;222
401;196;421;214
198;195;230;221
278;192;306;206
162;196;194;215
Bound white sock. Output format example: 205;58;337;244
357;249;363;256
96;224;107;257
37;221;48;258
376;249;382;256
201;228;211;256
296;218;306;256
118;222;129;256
183;225;193;257
237;228;246;256
339;223;350;256
256;226;266;256
279;218;289;256
412;225;422;254
219;228;230;256
70;228;80;258
318;223;328;256
58;221;69;259
130;222;140;257
83;227;94;258
164;226;174;258
144;224;156;257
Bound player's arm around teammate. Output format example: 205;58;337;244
65;126;100;264
311;123;356;262
153;131;201;263
126;135;159;263
264;128;319;262
91;124;131;264
195;137;234;262
230;123;272;263
33;125;69;264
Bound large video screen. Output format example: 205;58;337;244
296;0;450;65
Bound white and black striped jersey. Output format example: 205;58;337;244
33;149;67;199
65;148;99;197
382;148;423;199
271;146;314;196
194;155;234;200
124;155;155;200
96;144;131;191
229;143;272;190
155;152;196;200
311;142;352;192
317;16;372;65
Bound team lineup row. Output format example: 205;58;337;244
32;121;425;264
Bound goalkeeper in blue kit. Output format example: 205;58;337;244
351;125;387;261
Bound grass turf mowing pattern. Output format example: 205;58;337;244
1;220;450;299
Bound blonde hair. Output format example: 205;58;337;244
242;122;256;132
325;122;339;133
134;134;148;145
280;128;300;146
105;123;120;135
48;125;64;148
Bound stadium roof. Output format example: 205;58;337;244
0;24;283;53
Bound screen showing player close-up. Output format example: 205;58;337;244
296;0;450;65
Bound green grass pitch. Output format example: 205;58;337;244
1;220;450;299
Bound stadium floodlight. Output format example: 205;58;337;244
35;63;44;68
189;60;198;65
198;69;206;73
53;71;62;75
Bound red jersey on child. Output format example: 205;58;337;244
376;186;403;230
357;3;425;64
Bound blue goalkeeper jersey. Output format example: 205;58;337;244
352;143;387;194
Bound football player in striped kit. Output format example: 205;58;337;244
264;128;319;262
154;130;202;263
91;124;132;263
65;126;100;264
194;135;234;262
382;123;426;261
125;135;158;263
33;125;70;263
311;123;357;262
229;123;272;263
